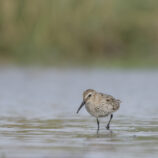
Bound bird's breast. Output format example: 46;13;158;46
85;103;95;116
85;102;109;118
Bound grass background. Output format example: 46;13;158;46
0;0;158;67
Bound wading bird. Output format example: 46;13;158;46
77;89;120;134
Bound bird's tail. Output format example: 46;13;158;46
113;99;121;111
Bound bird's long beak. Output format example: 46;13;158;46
76;100;85;113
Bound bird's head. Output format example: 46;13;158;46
76;89;96;114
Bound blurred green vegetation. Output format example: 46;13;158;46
0;0;158;67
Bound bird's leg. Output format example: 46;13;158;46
106;114;113;130
96;118;100;134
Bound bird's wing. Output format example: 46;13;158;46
99;93;121;111
99;93;114;101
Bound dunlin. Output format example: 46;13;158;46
77;89;120;134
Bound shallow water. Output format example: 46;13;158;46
0;67;158;158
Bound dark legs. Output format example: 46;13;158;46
96;118;100;134
96;114;113;134
106;114;113;130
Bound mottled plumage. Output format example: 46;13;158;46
77;89;121;134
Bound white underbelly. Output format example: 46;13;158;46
85;103;110;118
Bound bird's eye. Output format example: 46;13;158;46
88;94;92;98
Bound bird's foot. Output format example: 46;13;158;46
106;125;110;130
96;129;99;135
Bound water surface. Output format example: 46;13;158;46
0;67;158;158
